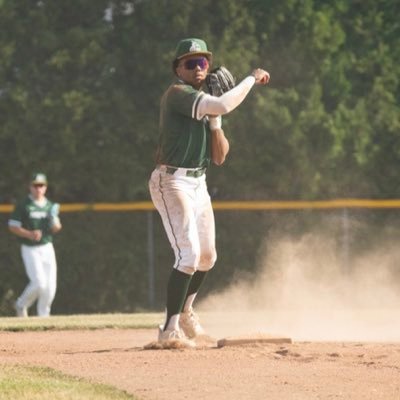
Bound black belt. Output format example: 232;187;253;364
158;165;206;178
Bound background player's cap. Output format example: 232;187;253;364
174;38;212;60
31;172;48;185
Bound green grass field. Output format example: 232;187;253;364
0;313;163;400
0;365;137;400
0;312;163;332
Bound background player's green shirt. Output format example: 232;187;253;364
9;196;55;246
156;80;211;168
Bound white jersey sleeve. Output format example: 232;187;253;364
196;76;256;119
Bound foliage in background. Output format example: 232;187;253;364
0;0;399;315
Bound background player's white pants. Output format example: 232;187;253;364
16;243;57;317
149;168;217;275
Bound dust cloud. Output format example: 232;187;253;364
199;228;400;342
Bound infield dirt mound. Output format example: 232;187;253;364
1;329;400;400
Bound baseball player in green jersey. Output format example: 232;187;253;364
8;173;62;317
149;38;269;347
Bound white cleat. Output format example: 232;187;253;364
14;303;28;318
180;308;206;339
158;325;195;349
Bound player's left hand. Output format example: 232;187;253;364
206;66;236;96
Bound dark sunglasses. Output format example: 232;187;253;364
184;57;209;70
32;183;46;188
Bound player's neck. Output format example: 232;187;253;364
29;193;46;204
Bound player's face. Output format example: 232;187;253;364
176;55;209;89
30;183;47;200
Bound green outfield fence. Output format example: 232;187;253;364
2;199;400;310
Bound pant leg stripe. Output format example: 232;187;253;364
158;174;182;269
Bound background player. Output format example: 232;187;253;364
8;173;62;317
149;38;269;347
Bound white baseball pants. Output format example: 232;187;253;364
16;243;57;317
149;167;217;275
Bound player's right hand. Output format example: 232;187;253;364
30;230;42;241
252;68;270;85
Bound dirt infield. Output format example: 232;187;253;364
1;329;400;400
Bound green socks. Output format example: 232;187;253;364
164;269;192;330
164;269;209;330
183;270;208;310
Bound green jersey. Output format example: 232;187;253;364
9;196;56;246
156;80;211;168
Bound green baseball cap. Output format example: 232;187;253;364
31;172;48;185
174;38;212;60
